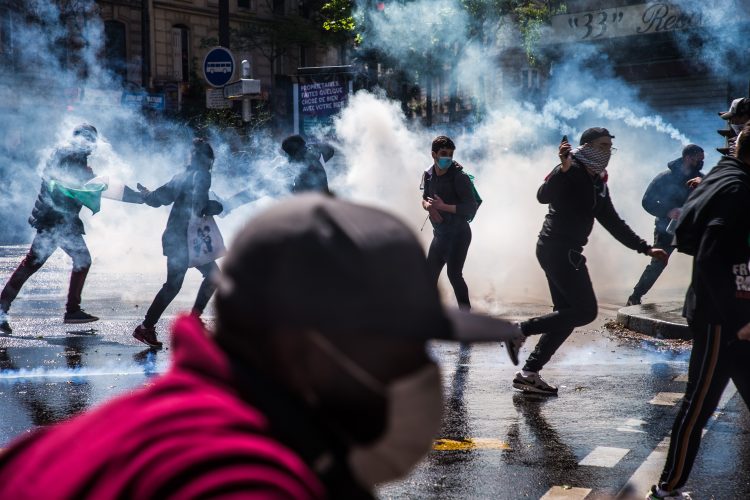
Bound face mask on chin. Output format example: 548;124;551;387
307;332;443;488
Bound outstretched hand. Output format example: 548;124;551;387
648;248;669;262
136;183;151;196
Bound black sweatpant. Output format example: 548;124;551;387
0;228;91;314
658;322;750;491
143;256;219;328
521;241;598;373
426;223;472;310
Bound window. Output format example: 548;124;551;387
273;0;285;15
171;25;190;82
238;0;250;8
104;21;127;82
0;8;12;58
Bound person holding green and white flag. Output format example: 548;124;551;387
1;124;106;334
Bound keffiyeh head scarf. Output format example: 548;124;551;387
571;143;611;176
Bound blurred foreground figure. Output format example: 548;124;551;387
626;144;704;306
647;123;750;500
132;138;224;348
0;194;523;499
0;124;100;334
513;128;669;396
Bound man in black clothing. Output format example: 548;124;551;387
421;135;479;312
132;139;223;348
282;134;333;194
647;123;750;500
0;123;101;335
513;128;668;395
626;144;705;306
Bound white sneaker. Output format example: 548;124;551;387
646;485;692;499
512;371;558;395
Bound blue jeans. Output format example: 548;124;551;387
630;229;676;301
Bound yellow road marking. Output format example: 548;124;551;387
433;438;511;451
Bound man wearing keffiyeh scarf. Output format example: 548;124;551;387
507;127;669;397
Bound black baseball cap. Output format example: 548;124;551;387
719;97;750;120
579;127;614;145
215;194;520;342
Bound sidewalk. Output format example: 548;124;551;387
615;302;690;340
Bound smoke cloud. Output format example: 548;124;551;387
2;0;731;315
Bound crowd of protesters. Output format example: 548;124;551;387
0;93;748;499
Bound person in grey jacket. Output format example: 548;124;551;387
132;138;223;348
626;144;704;306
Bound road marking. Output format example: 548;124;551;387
649;392;684;406
618;418;647;433
540;486;591;499
674;374;689;382
620;383;738;496
432;438;510;451
579;446;629;467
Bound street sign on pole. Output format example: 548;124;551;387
203;47;235;88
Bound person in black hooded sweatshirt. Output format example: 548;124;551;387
647;122;750;500
132;138;223;348
626;144;705;306
511;128;668;396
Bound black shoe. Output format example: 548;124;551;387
133;324;163;349
513;371;558;396
63;309;100;324
626;295;641;306
0;319;11;335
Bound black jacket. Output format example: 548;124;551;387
28;146;95;235
537;161;649;253
421;163;478;233
144;165;222;261
290;144;334;194
676;156;750;334
641;157;704;233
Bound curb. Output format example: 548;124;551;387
615;302;691;340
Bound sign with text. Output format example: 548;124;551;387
296;78;350;135
205;88;232;109
545;3;704;44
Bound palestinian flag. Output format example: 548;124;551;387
48;179;108;214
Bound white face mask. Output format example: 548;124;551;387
348;364;443;487
731;123;745;135
307;332;443;488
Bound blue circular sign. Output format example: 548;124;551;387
203;47;235;87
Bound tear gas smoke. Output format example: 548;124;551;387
0;0;729;313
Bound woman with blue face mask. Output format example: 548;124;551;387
420;135;478;311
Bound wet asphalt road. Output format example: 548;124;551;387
0;245;748;499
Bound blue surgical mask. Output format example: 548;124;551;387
437;157;453;170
